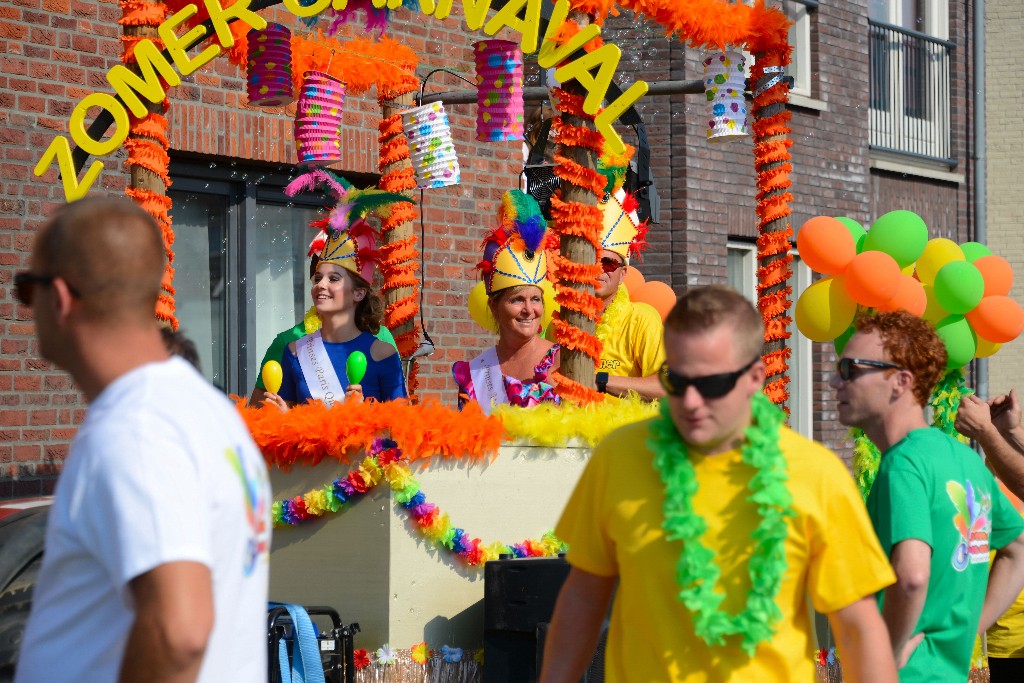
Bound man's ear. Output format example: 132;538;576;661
51;277;77;323
893;369;915;398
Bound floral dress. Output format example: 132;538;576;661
452;345;561;410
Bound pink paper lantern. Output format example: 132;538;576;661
246;24;294;107
474;40;524;142
293;71;347;164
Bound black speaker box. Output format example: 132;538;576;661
484;556;571;683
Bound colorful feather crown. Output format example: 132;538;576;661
286;168;411;283
478;190;556;295
597;148;648;263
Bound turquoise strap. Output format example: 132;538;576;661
270;602;326;683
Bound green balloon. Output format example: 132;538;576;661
934;314;977;369
960;241;992;263
835;217;867;253
863;210;929;269
834;325;856;355
346;351;367;385
933;261;984;314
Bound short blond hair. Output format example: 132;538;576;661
664;285;764;361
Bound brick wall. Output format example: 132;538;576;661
984;0;1024;399
0;0;975;493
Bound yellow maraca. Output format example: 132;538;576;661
261;360;283;394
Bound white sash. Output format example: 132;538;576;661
296;331;345;408
469;346;508;415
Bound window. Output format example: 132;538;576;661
785;0;814;98
727;242;813;439
868;0;953;163
168;159;372;394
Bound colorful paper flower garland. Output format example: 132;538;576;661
273;438;568;567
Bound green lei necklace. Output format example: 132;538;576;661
647;391;794;656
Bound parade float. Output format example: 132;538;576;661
36;0;1024;679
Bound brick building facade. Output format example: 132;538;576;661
985;0;1024;398
0;0;978;496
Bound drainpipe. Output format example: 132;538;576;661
974;0;988;400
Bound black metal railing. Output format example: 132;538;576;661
868;20;956;165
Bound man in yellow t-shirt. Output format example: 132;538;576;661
540;285;898;683
592;178;665;401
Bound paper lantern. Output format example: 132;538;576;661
246;24;294;107
400;102;460;189
702;50;748;142
474;40;524;142
293;71;346;165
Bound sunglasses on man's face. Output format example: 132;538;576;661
658;357;759;399
836;357;905;382
14;272;80;307
600;257;624;274
14;272;56;307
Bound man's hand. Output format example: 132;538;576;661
955;394;997;442
990;389;1022;435
896;632;925;669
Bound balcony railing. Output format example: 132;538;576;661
869;20;956;166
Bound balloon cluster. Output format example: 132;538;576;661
794;211;1024;368
623;267;676;320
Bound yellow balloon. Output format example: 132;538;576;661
901;263;915;276
261;360;283;394
975;336;1002;359
467;281;497;333
540;279;559;331
921;284;950;324
916;238;965;286
795;275;857;342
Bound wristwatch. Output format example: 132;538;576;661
596;371;609;394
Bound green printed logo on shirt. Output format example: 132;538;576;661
946;480;992;572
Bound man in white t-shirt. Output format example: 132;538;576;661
13;197;271;682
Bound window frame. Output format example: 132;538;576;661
727;241;813;439
168;158;375;395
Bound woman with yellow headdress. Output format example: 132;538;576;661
264;172;411;409
453;190;560;413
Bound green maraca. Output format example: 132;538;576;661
346;351;367;386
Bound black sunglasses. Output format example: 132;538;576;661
600;257;624;274
659;357;759;399
14;272;80;307
836;358;905;381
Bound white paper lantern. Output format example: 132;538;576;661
703;50;749;143
400;102;461;189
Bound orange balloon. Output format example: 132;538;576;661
623;266;646;299
877;274;926;316
633;280;677;321
844;251;901;308
973;255;1014;297
797;216;857;275
966;296;1024;343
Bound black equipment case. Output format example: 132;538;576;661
267;604;360;683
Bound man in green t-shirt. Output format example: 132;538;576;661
832;311;1024;682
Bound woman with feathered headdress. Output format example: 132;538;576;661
453;190;561;413
263;170;411;409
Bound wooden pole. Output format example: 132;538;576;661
122;2;176;326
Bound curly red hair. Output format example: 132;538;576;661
855;311;947;405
